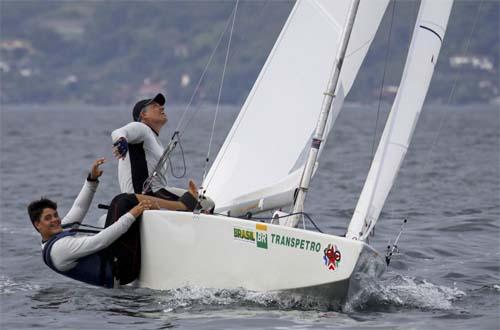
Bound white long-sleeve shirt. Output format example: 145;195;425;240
41;179;137;272
111;122;167;193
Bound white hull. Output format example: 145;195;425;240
138;211;385;302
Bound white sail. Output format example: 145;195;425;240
204;0;389;216
346;0;453;240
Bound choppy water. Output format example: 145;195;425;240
0;103;499;329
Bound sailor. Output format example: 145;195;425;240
28;158;200;287
111;93;213;211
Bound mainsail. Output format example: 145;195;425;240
346;0;453;240
204;0;389;216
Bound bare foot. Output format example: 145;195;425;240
188;180;198;199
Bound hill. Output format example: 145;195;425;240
0;1;498;106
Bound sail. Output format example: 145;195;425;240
346;0;453;240
204;0;389;216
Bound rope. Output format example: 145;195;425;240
214;211;324;233
175;3;239;135
201;0;239;188
370;0;396;165
62;222;104;231
168;136;187;179
142;131;180;193
421;1;484;180
387;0;416;225
199;1;293;194
62;222;103;230
145;3;244;191
366;1;484;240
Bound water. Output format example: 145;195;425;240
0;104;499;329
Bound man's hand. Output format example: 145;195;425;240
90;158;106;180
129;199;158;218
113;137;129;160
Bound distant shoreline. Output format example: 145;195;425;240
1;101;498;112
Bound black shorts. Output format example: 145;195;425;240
150;188;179;201
105;193;140;285
151;188;198;211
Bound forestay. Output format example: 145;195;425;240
204;0;389;216
346;0;453;240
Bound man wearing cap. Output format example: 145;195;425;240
111;93;202;211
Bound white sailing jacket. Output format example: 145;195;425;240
111;122;167;194
41;179;137;272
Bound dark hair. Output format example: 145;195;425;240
27;198;57;231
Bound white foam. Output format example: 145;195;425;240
0;275;40;295
154;286;334;313
148;286;353;327
345;274;466;311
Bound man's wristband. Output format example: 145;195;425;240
87;173;99;182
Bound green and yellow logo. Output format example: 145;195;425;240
256;223;268;249
233;227;255;243
233;224;268;249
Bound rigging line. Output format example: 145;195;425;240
201;1;296;192
344;38;372;59
70;228;101;234
213;211;324;233
379;0;418;228
388;0;416;223
146;5;238;191
213;0;270;72
154;135;187;184
370;0;397;166
363;0;412;239
201;0;239;189
168;136;187;178
422;1;484;177
386;0;417;223
179;0;272;136
175;4;239;136
62;222;104;230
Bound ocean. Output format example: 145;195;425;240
0;103;498;329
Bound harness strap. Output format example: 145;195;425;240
42;230;114;288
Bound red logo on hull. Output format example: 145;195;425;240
323;244;341;271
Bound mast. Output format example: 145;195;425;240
286;0;361;227
346;0;453;240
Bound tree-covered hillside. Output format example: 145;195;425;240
0;0;498;106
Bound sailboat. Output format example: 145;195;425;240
136;0;453;303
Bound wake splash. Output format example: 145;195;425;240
149;274;466;314
344;274;466;312
153;286;336;312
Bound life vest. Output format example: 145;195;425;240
42;231;114;288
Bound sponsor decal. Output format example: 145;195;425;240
233;227;255;244
233;224;268;249
256;223;268;249
233;224;321;254
323;244;341;271
270;233;321;252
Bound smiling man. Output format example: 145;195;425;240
27;158;197;288
28;159;153;287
